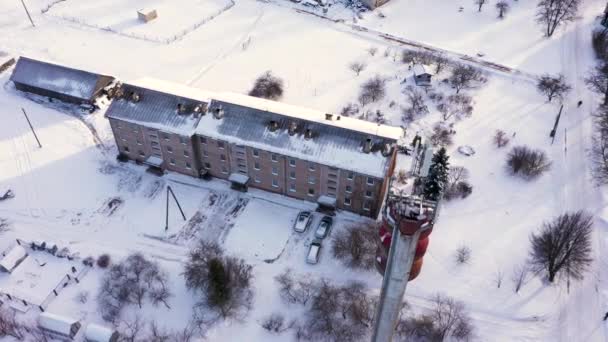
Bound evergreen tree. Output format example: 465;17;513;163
423;148;450;201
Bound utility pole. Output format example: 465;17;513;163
20;0;35;28
550;104;564;145
165;185;186;231
21;108;42;148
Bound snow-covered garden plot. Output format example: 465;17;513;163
43;0;234;43
0;246;83;310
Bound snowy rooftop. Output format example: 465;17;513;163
412;64;429;76
85;323;117;342
197;98;397;178
38;312;79;335
105;79;211;135
10;56;113;100
0;245;27;272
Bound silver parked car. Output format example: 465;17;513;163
294;211;313;233
307;240;322;264
314;216;333;239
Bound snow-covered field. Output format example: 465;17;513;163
1;0;607;341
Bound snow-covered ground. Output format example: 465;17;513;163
1;0;607;341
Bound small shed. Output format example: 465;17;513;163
228;173;249;192
137;8;158;23
38;312;82;340
85;324;119;342
412;64;432;86
0;245;28;273
10;57;114;105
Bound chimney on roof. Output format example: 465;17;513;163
363;137;373;153
288;121;297;136
336;115;341;121
131;92;140;103
325;113;333;121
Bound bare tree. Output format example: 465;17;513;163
506;145;552;179
537;74;571;102
438;94;474;121
528;211;593;283
0;306;26;340
592;29;608;61
494;269;504;288
591;116;608;184
402;85;429;123
248;71;284;100
261;313;288;333
494;129;510;148
0;218;9;234
449;64;487;94
395;315;442;341
444;166;473;200
496;1;510;19
349;61;366;76
119;315;146;342
368;47;378;56
430;294;474;341
475;0;487;12
585;63;608;105
429;122;455;147
149;321;171;342
431;53;450;74
275;269;315;305
358;76;386;105
512;263;530;293
331;223;378;270
184;241;253;327
536;0;579;37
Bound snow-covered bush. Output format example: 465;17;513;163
0;218;9;234
97;254;111;268
438;94;474;121
444;166;473;200
367;47;378;56
349;61;366;76
506;146;551;179
261;313;287;333
248;71;284;100
331;223;378;270
455;246;471;264
493;129;510;148
340;102;360;117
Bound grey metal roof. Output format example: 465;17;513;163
105;83;207;135
196;99;396;178
10;57;112;100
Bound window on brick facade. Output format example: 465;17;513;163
366;190;373;198
272;179;279;188
308;188;315;196
254;175;261;183
186;162;192;169
253;149;259;157
347;172;354;180
167;146;173;153
363;201;371;211
218;141;225;149
308;162;316;171
271;154;278;162
202;149;208;157
290;171;296;179
254;162;260;170
138;151;145;157
162;133;170;141
200;137;207;144
308;176;316;184
344;197;351;206
346;185;352;193
204;162;210;169
221;154;226;161
272;167;278;175
289;183;296;192
289;159;296;167
123;146;130;153
180;136;188;145
367;177;374;186
184;150;190;158
221;166;228;174
136;139;142;145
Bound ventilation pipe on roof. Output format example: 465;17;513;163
131;92;140;103
288;122;297;136
213;106;224;119
269;120;279;132
177;103;186;114
363;137;373;153
305;129;313;140
325;113;333;121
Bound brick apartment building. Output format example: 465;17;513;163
105;78;403;218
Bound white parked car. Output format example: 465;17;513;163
307;240;322;264
314;216;333;239
294;211;313;233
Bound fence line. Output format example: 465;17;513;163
41;0;235;45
